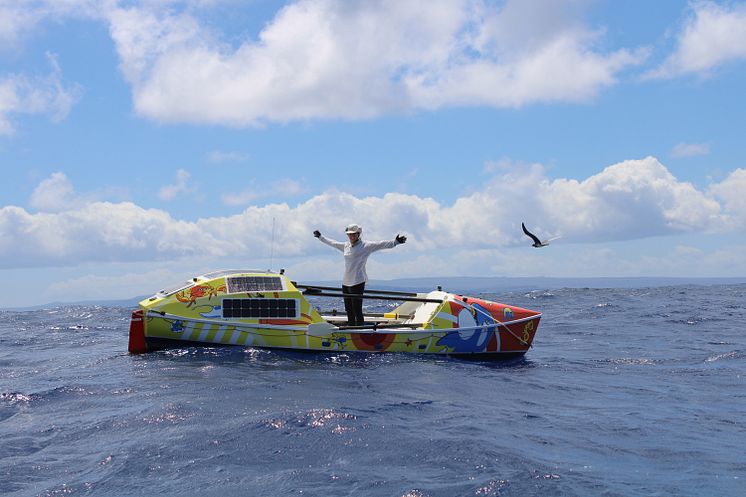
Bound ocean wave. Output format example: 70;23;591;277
0;391;35;405
261;408;357;432
705;351;743;362
602;357;667;366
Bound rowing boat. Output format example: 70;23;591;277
128;269;542;359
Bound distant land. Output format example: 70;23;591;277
4;276;746;311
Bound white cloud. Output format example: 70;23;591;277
0;200;236;269
158;169;195;201
30;172;78;212
537;156;725;239
2;157;741;270
0;0;100;48
0;53;80;135
102;0;647;126
0;2;37;47
647;1;746;79
670;142;710;158
709;168;746;228
28;171;130;212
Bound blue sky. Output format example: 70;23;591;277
2;0;746;307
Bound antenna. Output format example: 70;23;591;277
269;217;276;271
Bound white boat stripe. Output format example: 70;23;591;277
183;321;197;337
198;324;217;343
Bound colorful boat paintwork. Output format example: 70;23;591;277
128;270;542;359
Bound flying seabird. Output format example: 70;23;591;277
522;222;559;248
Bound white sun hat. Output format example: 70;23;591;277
345;223;362;234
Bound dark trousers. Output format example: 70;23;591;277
342;282;365;326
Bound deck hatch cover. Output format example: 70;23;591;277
226;276;283;293
222;298;298;319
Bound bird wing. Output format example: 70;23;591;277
521;222;542;245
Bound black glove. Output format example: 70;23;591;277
313;230;321;238
395;234;407;244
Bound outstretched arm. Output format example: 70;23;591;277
315;231;345;252
365;234;407;253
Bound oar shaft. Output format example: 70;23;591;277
295;283;420;297
304;290;441;303
336;322;425;330
319;311;415;319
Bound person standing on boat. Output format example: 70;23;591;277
313;224;406;326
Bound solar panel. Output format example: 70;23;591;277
221;298;298;319
226;276;284;293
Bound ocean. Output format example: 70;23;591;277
1;284;744;497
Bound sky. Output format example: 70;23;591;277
1;0;746;307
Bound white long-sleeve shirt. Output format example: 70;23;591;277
317;235;400;286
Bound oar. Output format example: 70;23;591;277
302;289;441;303
335;322;425;331
318;310;415;319
295;283;420;297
